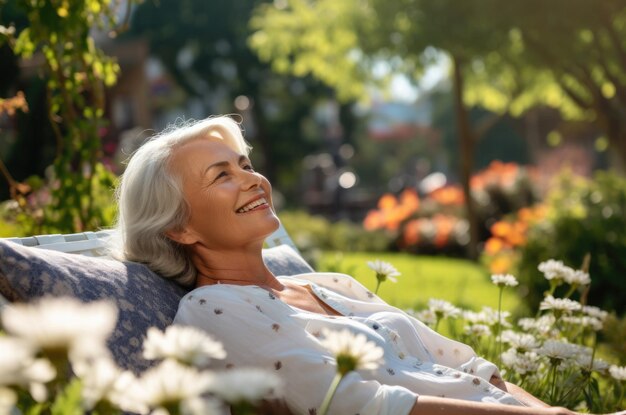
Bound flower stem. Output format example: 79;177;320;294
319;373;344;415
374;279;381;295
549;361;559;403
496;286;504;369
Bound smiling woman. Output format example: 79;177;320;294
111;116;266;286
111;115;608;415
164;138;279;255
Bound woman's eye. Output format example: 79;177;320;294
215;171;228;180
243;164;254;171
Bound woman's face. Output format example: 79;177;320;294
168;137;280;250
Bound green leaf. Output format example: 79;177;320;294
14;28;35;58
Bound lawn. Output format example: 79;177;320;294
317;251;523;314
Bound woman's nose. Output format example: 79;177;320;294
241;170;262;190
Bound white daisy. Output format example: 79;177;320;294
538;259;573;282
562;316;603;332
501;349;540;375
500;330;539;351
565;269;590;286
490;274;519;287
1;297;117;362
575;354;609;372
73;357;143;412
582;305;609;322
474;306;511;328
0;337;56;402
609;365;626;381
517;315;557;336
319;328;384;375
535;339;579;361
180;397;224;415
108;371;147;415
143;325;226;367
367;260;401;283
406;308;437;327
428;299;461;319
462;309;489;325
463;324;491;337
539;296;582;314
208;368;283;405
0;387;17;415
134;359;216;412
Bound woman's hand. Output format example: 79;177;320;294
489;374;508;391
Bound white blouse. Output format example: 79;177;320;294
174;272;524;415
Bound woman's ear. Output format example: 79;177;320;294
165;226;200;245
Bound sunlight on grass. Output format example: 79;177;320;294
318;251;522;313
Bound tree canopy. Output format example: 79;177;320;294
128;0;339;196
250;0;626;165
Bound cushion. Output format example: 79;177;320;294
0;240;313;373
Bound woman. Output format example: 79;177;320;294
114;115;583;415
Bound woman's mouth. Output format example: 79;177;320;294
236;197;269;213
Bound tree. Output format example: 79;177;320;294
466;0;626;170
250;0;626;257
249;0;515;258
127;0;340;198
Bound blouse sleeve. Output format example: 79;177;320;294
404;313;500;381
174;286;417;415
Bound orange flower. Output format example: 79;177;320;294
490;221;512;238
364;189;422;232
378;193;397;211
506;230;527;247
484;237;506;255
363;210;384;231
470;175;486;191
432;214;456;249
385;209;405;231
531;205;547;221
517;207;533;222
402;219;421;246
489;255;513;274
399;188;420;211
429;186;464;206
470;161;524;191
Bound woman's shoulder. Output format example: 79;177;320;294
285;272;380;302
179;283;261;308
175;283;282;327
282;271;357;287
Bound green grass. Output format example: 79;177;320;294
318;251;522;313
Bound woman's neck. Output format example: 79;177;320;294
184;244;283;290
191;247;282;290
196;272;282;290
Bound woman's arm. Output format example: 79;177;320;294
488;375;549;408
503;382;550;408
409;396;574;415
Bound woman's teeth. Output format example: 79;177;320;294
237;198;267;213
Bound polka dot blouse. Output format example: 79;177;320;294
174;272;524;415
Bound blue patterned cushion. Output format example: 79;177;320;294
0;240;313;373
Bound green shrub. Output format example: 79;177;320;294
0;165;117;237
517;170;626;314
603;313;626;365
278;210;392;267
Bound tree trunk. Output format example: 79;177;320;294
604;114;626;174
452;55;479;260
249;98;277;184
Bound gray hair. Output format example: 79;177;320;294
110;115;251;286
